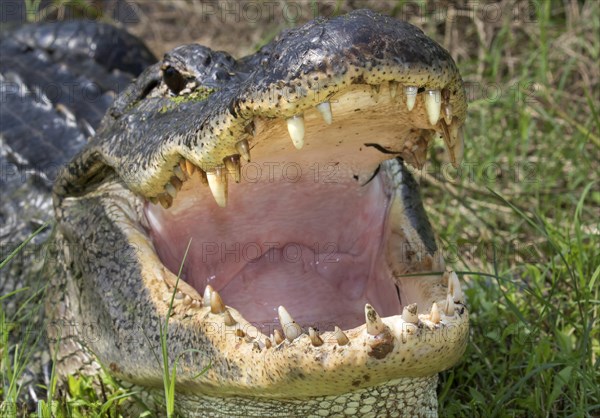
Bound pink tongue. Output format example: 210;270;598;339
220;245;389;331
145;173;401;331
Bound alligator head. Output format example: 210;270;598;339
49;9;468;416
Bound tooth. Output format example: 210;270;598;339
244;120;256;136
198;168;208;185
206;167;228;207
286;115;305;150
430;302;441;324
445;293;455;316
265;337;272;349
203;285;213;306
402;303;419;324
277;305;303;341
405;86;417;111
364;304;385;335
235;139;251;162
333;326;349;346
173;165;186;181
273;329;284;345
449;270;464;303
170;176;182;191
316;102;332;125
235;329;245;338
180;159;196;177
223;155;241;183
449;126;464;167
443;103;453;125
223;309;236;326
158;193;173;209
308;327;324;346
425;90;442;125
210;290;226;314
165;183;177;199
389;81;398;99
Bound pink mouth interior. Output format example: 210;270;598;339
145;171;401;331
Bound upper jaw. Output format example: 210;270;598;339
76;9;466;206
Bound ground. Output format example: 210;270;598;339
1;1;598;417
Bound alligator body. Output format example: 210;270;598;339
2;10;468;417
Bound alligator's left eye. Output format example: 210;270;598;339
163;66;186;94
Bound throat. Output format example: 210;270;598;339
144;171;401;331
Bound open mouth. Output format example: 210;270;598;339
144;81;465;342
53;10;470;396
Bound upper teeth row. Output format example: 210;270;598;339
151;81;463;209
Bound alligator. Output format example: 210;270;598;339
2;9;468;417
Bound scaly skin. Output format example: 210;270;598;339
9;10;469;417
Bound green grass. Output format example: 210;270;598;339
2;0;599;417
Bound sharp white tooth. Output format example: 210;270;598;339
273;329;284;345
308;327;324;347
334;326;349;346
449;270;464;303
405;86;417;111
210;290;226;314
316;102;333;125
449;126;464;167
203;285;213;306
223;309;236;326
286;115;305;150
206;167;228;207
277;306;303;341
430;303;441;324
165;183;177;199
402;303;419;324
425;90;442;125
235;139;251;162
443;103;453;124
365;304;386;335
389;81;398;99
445;293;455;316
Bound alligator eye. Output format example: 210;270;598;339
163;66;186;94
